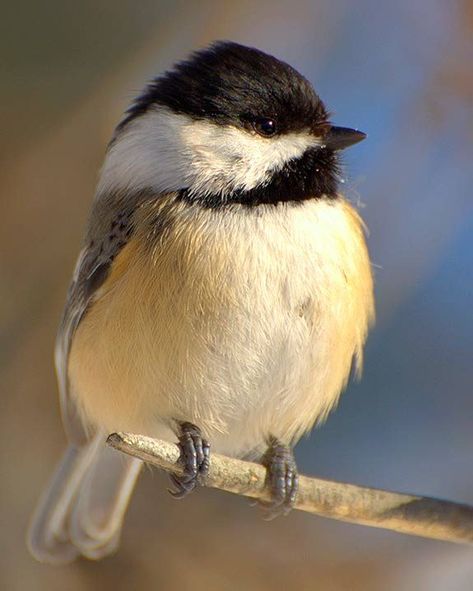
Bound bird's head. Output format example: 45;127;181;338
99;41;365;206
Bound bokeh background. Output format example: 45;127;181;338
1;1;472;589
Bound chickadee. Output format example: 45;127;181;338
28;41;374;563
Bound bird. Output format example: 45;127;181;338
28;40;374;564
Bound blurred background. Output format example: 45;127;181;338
1;0;472;589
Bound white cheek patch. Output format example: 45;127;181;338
98;107;321;198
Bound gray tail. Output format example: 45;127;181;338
27;431;142;564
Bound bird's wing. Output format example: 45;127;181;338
55;189;155;444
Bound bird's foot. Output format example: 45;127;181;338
260;437;298;519
169;422;210;499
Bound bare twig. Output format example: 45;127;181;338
107;432;473;545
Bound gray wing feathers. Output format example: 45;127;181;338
55;193;137;444
55;246;95;445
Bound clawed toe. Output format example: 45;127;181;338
260;437;298;519
169;422;210;499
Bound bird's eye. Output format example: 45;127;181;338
253;117;277;137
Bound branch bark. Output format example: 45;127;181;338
107;432;473;545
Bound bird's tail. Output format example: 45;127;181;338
27;431;142;564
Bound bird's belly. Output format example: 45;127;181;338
68;197;373;457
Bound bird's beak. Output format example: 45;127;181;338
323;126;366;150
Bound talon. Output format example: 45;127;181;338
169;422;210;498
260;437;298;519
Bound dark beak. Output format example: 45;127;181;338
323;126;366;150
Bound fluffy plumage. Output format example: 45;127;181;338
69;195;374;457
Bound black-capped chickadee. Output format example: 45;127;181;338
28;41;374;563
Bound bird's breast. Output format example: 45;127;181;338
68;195;374;455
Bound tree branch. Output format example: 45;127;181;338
107;432;473;545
